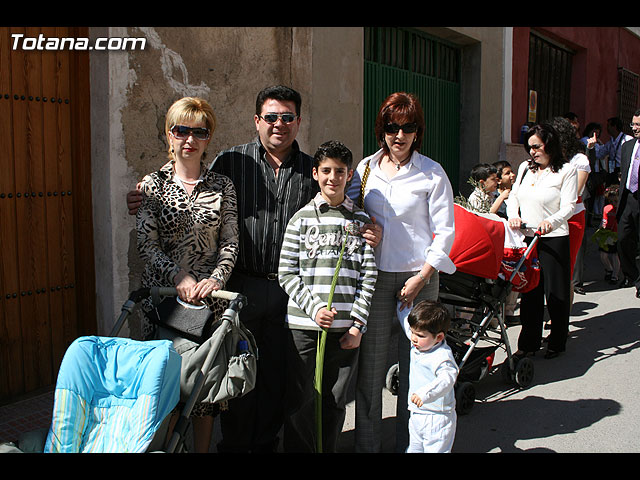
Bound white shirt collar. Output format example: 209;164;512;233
313;191;355;212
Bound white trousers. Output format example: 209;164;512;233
407;410;457;453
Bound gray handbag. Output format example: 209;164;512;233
151;289;258;405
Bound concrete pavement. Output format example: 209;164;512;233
339;224;640;453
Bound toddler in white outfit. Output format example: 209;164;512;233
398;300;459;453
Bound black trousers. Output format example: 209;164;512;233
618;192;640;289
217;271;289;453
283;328;358;453
518;235;571;353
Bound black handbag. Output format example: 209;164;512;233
150;296;218;343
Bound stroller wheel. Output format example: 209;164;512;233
514;357;534;388
385;363;399;396
455;381;475;415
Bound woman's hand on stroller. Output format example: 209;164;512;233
175;270;198;303
508;217;523;229
536;220;553;236
191;277;222;302
175;270;221;305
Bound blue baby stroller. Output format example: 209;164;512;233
5;288;256;453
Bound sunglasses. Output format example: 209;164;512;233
384;122;418;134
259;113;298;124
170;125;210;141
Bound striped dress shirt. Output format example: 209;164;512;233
209;138;319;275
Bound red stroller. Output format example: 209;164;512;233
438;204;541;414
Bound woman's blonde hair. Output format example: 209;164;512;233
165;97;216;158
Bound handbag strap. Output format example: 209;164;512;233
358;160;371;209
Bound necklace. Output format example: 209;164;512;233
176;176;201;185
173;164;202;186
389;154;411;170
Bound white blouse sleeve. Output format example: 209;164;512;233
423;164;456;274
545;164;578;231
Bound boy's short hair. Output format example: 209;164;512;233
470;163;497;182
408;300;451;336
313;140;353;169
492;160;511;179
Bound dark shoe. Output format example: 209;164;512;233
573;285;586;295
513;350;536;361
609;277;619;285
636;288;640;299
544;349;562;359
604;271;612;282
544;321;551;330
505;315;520;326
620;278;633;288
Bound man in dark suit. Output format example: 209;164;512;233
617;108;640;297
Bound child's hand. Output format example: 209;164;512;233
339;327;362;350
315;307;337;329
410;393;423;407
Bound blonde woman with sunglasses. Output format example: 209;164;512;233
135;97;239;452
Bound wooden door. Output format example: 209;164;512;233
0;26;95;400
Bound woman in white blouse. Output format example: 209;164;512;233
346;92;455;453
507;123;578;360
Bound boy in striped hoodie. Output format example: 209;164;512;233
278;140;378;452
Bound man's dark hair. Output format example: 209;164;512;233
255;85;302;116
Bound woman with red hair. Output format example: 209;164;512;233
346;92;456;452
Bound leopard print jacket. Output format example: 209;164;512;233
136;160;239;339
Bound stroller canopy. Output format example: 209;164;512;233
44;336;181;453
448;204;505;279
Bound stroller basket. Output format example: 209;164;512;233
439;271;510;309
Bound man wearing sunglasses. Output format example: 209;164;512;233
206;85;316;453
128;85;381;452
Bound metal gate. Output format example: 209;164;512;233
0;26;95;400
364;27;461;188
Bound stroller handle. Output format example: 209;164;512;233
110;287;246;337
149;286;243;302
519;223;543;237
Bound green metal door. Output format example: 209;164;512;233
364;27;461;189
